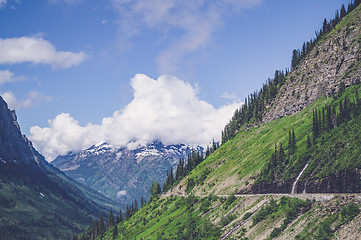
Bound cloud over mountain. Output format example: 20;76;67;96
30;74;242;161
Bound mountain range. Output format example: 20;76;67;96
52;142;202;208
1;1;361;240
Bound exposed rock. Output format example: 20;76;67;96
263;11;361;123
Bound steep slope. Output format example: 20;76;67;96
79;3;361;240
0;96;116;239
168;3;361;198
263;5;361;123
52;142;201;207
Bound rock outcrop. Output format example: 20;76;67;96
0;97;36;166
263;9;361;123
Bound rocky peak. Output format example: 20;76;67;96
0;96;36;165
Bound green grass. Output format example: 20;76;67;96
181;83;361;195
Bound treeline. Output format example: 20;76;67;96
291;0;361;69
258;83;361;185
222;69;288;143
0;224;33;240
163;142;219;193
258;129;297;183
74;209;124;240
312;84;361;139
222;1;361;145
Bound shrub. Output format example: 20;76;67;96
341;203;360;221
242;212;253;221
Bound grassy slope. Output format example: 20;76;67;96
176;3;361;195
183;83;361;196
95;6;361;240
97;194;361;240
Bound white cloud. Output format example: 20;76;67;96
1;91;53;109
0;70;26;84
30;74;242;161
111;0;263;73
221;91;237;100
0;36;87;69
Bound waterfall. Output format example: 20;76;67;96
291;163;309;194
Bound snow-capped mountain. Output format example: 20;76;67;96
52;141;202;206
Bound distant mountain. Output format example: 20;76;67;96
0;96;117;239
52;142;202;207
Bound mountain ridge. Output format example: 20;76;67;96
52;141;203;209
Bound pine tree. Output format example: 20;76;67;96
134;199;139;212
291;129;296;154
141;197;145;208
119;209;123;222
125;205;130;220
99;213;105;237
107;210;114;228
313;110;320;139
340;4;347;18
278;143;285;166
326;105;333;131
337;100;344;125
112;225;118;239
291;49;300;69
288;130;292;155
322;18;328;34
169;167;174;185
307;134;312;149
150;180;162;201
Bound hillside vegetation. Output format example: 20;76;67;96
76;2;361;240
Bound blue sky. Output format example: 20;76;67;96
0;0;349;160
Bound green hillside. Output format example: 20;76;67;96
76;2;361;240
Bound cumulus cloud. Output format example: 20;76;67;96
1;91;53;109
111;0;263;73
0;70;27;84
30;74;242;161
0;36;87;69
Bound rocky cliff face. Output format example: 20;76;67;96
52;142;201;205
0;97;36;166
263;8;361;123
